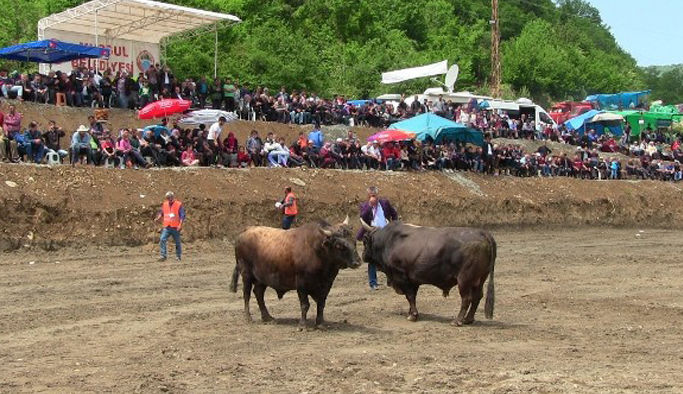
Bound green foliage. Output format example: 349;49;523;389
643;65;683;105
0;0;645;102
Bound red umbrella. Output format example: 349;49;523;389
367;129;416;144
138;99;192;120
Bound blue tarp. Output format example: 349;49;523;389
564;110;624;136
388;113;483;145
584;91;650;110
0;39;110;63
564;110;601;132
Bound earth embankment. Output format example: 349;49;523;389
1;164;682;251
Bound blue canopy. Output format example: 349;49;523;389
564;110;601;132
0;39;110;64
584;91;650;110
388;113;483;145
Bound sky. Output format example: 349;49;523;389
587;0;680;66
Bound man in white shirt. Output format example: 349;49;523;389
207;116;226;166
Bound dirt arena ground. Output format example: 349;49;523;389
2;228;682;393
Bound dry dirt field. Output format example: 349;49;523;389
2;228;682;393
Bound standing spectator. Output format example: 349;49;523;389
207;116;226;164
145;65;159;98
160;66;174;93
308;123;324;148
117;72;130;108
155;191;185;262
211;78;222;109
277;186;298;229
223;78;236;112
357;186;398;290
197;76;209;108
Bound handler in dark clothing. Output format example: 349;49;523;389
357;186;398;290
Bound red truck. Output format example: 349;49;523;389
549;101;596;124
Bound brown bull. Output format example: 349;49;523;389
230;216;361;327
361;221;496;326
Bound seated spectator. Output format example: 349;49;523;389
304;139;320;168
246;130;263;167
0;125;19;163
42;120;67;162
221;132;238;167
288;143;305;167
181;145;199;167
319;142;337;169
71;125;94;165
23;122;45;164
265;137;290;167
118;129;149;168
98;131;118;166
236;146;250;168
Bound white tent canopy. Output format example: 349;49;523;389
38;0;240;44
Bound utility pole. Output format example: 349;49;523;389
490;0;501;98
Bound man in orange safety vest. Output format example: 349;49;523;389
155;191;186;261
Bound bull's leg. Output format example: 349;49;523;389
404;285;420;322
453;284;473;327
296;287;311;327
464;284;484;325
242;276;254;323
253;283;274;323
311;293;328;327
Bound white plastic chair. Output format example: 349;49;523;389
46;151;60;166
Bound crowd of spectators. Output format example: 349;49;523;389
1;102;682;182
2;64;683;181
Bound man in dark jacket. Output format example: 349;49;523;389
357;186;398;290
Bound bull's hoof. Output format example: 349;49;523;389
451;320;464;327
315;324;329;331
261;315;275;323
407;314;418;322
463;318;475;325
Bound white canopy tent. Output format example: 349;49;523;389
37;0;240;75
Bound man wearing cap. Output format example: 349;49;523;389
155;191;185;261
357;186;398;290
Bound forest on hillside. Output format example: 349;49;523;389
0;0;657;104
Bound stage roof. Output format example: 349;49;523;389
38;0;241;44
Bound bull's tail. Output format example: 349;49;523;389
484;232;496;320
229;246;241;293
229;262;240;293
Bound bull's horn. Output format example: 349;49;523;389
342;215;350;226
360;219;374;232
320;227;333;237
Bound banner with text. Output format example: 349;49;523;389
40;29;159;75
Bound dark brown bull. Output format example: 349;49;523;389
230;216;361;327
361;221;496;326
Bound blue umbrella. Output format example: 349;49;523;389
0;39;110;64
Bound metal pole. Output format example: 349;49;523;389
490;0;501;98
214;27;218;79
95;10;99;47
